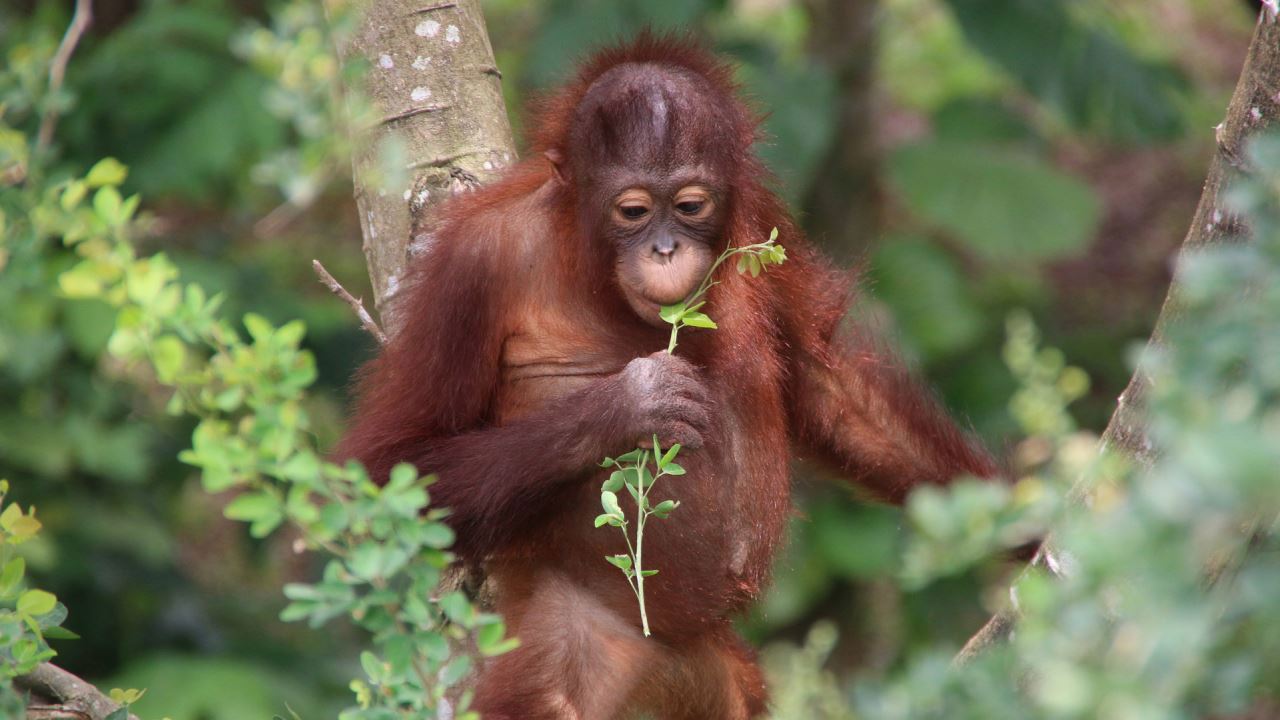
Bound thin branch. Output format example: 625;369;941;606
377;103;451;127
407;2;458;14
404;151;477;171
36;0;93;153
312;260;388;345
15;663;136;720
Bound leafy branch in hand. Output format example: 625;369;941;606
597;227;786;637
594;438;685;637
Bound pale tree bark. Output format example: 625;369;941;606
326;0;517;337
324;0;518;613
956;8;1280;663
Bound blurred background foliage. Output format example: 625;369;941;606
0;0;1261;716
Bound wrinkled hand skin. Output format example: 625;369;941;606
619;352;711;450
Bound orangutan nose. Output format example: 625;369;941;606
652;234;679;259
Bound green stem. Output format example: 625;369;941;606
664;242;773;354
635;502;649;637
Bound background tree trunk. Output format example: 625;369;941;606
956;7;1280;663
330;0;517;336
801;0;883;261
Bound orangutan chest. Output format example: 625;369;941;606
495;313;635;425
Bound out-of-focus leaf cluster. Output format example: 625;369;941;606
41;152;516;718
852;133;1280;718
0;481;77;709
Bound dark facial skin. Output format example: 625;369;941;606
598;172;723;325
555;63;737;325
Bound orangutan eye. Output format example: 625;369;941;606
620;205;649;219
674;186;713;218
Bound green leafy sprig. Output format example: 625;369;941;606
0;481;78;686
598;228;785;637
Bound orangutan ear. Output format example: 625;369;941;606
544;148;569;186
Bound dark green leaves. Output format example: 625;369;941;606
889;141;1100;262
942;0;1187;143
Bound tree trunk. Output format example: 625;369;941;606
331;0;517;336
956;7;1280;663
801;0;883;260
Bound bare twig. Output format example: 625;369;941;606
16;663;137;720
36;0;93;153
407;2;458;14
312;259;388;345
378;103;452;127
405;151;478;171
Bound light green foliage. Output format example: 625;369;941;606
899;312;1093;589
761;622;855;720
854;134;1280;718
0;480;78;704
42;156;514;718
232;0;358;209
598;230;785;636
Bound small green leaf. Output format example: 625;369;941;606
601;471;625;493
681;312;717;329
663;462;686;476
477;621;519;657
615;449;645;464
639;570;659;577
594;513;619;528
440;654;473;686
43;626;81;640
359;650;384;682
606;554;633;573
658;303;687;324
601;491;624;518
419;522;455;549
660;444;682;467
93;186;123;226
243;313;274;343
61;180;87;210
388;462;418;490
0;557;25;597
86;157;128;187
439;590;472;624
151;334;187;383
108;688;146;706
652;500;679;518
17;589;57;616
769;227;779;242
223;492;278;522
